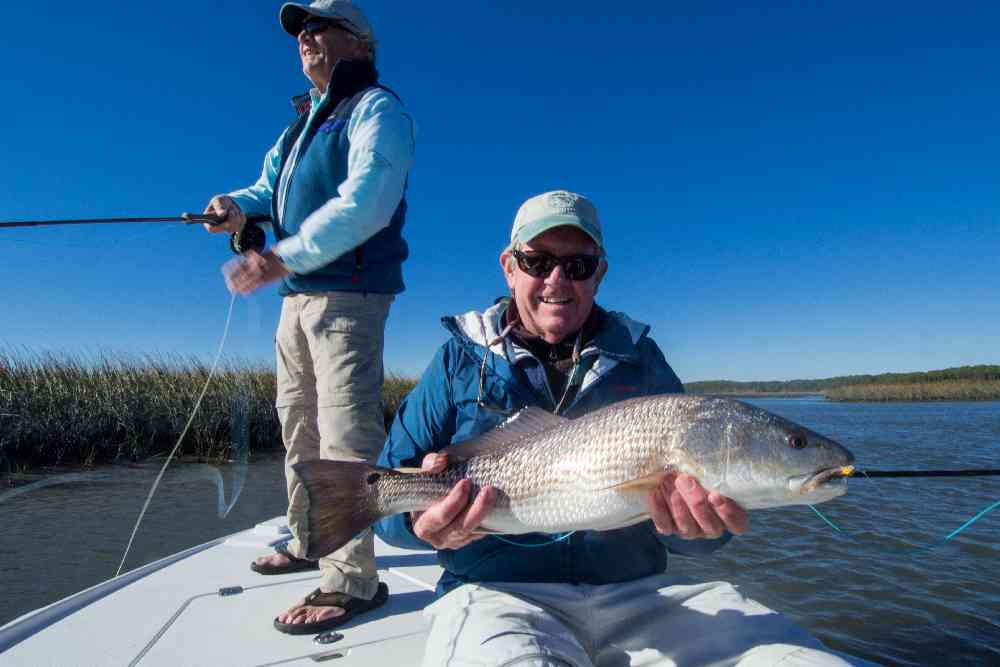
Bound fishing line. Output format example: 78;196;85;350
817;467;1000;551
0;471;114;504
808;505;845;534
808;497;1000;553
809;470;882;540
0;460;245;512
115;292;237;577
214;296;263;520
943;499;1000;541
219;390;250;519
492;532;575;547
853;469;1000;478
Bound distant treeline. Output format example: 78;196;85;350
0;353;417;471
686;365;1000;401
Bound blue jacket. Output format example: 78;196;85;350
229;59;415;295
375;302;731;595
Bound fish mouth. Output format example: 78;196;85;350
795;465;855;494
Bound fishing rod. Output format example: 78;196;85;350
0;212;270;254
849;468;1000;479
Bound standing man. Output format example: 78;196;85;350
202;0;415;635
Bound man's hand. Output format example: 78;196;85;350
411;452;497;550
647;473;749;539
203;195;247;234
223;250;290;295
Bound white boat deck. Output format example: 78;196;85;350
0;517;441;666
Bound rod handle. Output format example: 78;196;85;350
180;213;272;226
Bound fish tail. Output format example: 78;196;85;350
291;460;392;560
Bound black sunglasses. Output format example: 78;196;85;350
511;250;602;281
300;17;331;34
301;17;354;35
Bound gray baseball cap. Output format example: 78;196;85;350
279;0;375;43
509;190;604;251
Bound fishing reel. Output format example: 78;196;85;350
230;222;267;255
179;212;270;255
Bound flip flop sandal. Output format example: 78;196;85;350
250;542;320;575
273;582;389;635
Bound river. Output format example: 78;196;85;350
2;398;999;666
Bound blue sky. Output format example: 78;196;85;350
2;2;997;382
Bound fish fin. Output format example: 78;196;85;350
608;471;669;493
447;407;568;462
291;461;393;560
394;467;424;474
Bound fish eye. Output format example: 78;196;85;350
366;473;380;485
787;433;808;450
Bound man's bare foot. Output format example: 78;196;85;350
272;584;390;635
254;552;296;569
276;593;346;626
249;547;319;575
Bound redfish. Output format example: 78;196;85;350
293;395;854;559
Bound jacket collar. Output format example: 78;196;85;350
443;301;651;366
289;59;379;114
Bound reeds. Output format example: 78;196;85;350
825;380;1000;402
0;352;417;471
687;365;1000;401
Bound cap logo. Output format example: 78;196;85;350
547;191;577;213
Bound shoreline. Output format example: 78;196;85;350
692;390;1000;402
4;352;998;470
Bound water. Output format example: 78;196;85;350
0;454;289;627
671;398;1000;666
2;400;999;666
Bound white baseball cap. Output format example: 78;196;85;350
509;190;604;251
279;0;375;44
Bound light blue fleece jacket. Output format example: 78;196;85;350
228;86;415;276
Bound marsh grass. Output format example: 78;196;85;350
688;365;1000;401
0;352;417;471
826;380;1000;402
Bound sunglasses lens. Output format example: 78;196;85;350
514;252;548;277
514;252;599;281
564;257;597;280
532;259;557;277
302;18;330;33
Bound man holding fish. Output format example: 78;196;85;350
355;191;866;665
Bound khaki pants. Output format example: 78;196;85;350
422;577;880;667
275;291;394;600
